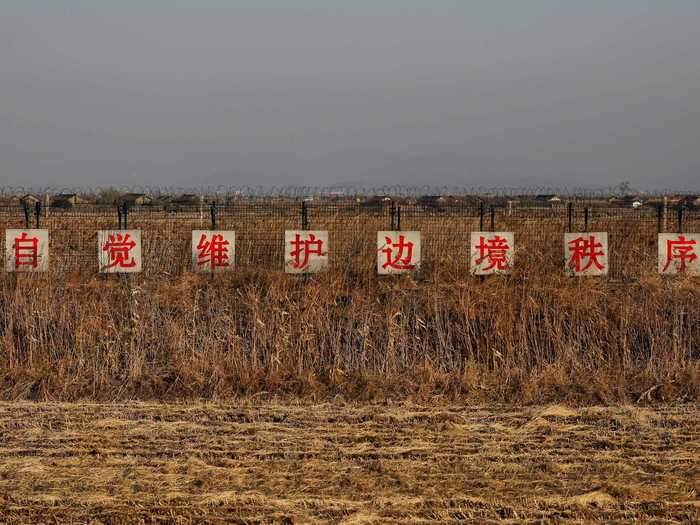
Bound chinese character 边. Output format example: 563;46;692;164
377;231;420;274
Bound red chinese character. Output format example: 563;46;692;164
101;233;137;270
381;235;416;271
663;235;697;272
567;235;606;273
13;232;39;268
196;233;231;269
474;235;511;271
290;233;323;270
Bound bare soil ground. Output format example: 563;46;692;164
0;401;698;524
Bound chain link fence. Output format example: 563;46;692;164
0;193;698;279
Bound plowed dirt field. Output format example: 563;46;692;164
0;401;698;523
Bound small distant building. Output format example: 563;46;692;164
358;195;392;214
326;191;346;200
164;193;205;212
535;194;561;203
674;195;700;209
118;193;153;206
170;194;203;205
609;195;644;208
532;194;563;208
452;195;483;206
20;194;41;206
52;193;86;208
417;195;448;210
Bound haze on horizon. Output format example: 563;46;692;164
1;1;699;191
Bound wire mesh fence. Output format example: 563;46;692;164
0;196;698;279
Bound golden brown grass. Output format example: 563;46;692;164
1;401;699;523
0;209;699;403
1;268;699;403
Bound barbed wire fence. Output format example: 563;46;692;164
0;186;698;279
0;184;699;200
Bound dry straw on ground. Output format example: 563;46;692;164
1;401;699;523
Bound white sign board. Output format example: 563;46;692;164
192;230;235;272
658;233;699;275
377;231;421;275
5;229;49;272
285;230;328;273
564;232;608;276
470;232;514;275
98;230;142;273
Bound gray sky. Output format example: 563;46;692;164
1;1;699;189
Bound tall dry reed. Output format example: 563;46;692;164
1;266;698;403
1;205;698;402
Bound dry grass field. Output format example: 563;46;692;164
1;401;699;524
2;270;699;404
1;205;699;522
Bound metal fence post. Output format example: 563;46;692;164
479;202;484;231
34;201;41;228
567;202;573;232
584;207;589;233
489;206;495;231
122;202;129;230
199;195;204;227
396;205;401;231
23;202;30;229
210;201;217;230
677;205;684;234
117;203;123;229
656;204;663;233
389;202;395;230
301;200;309;230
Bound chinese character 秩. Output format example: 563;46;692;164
564;233;608;276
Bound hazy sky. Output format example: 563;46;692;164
1;1;699;189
